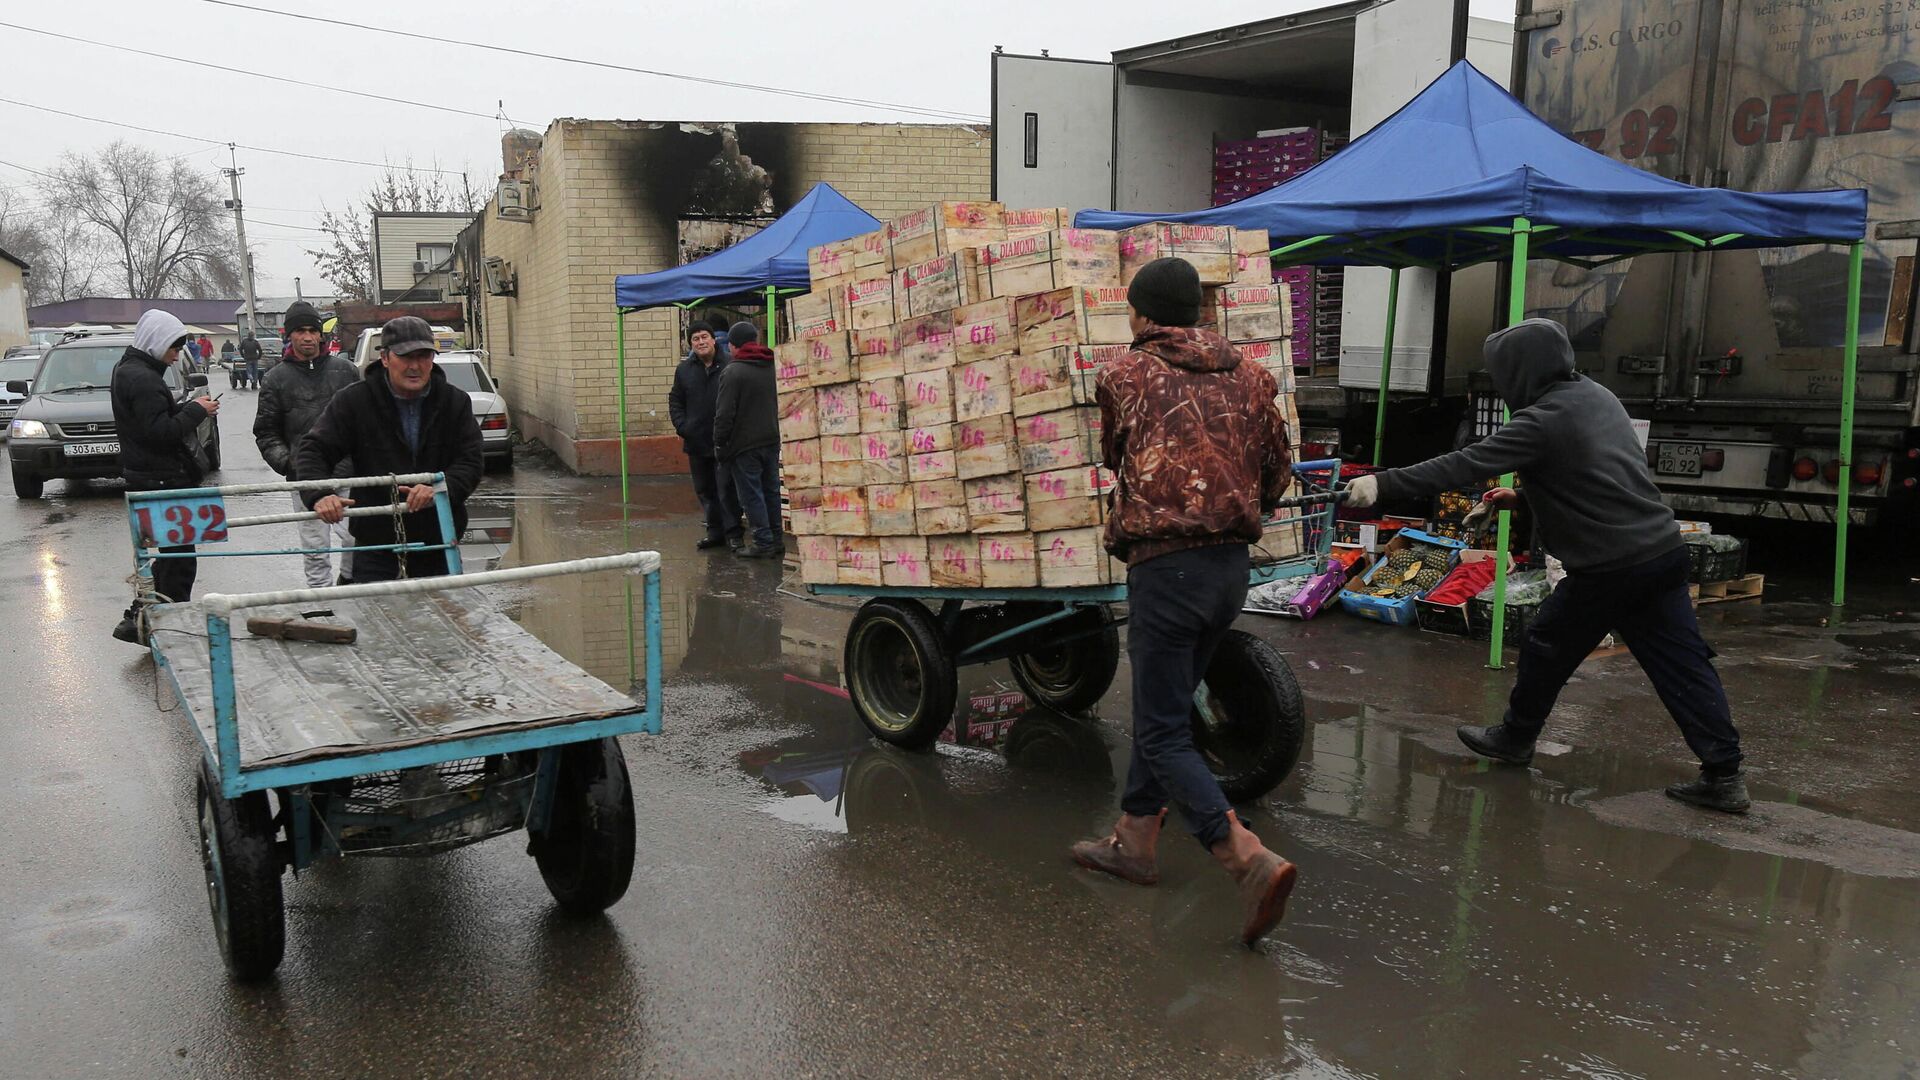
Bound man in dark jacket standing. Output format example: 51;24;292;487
1070;258;1298;946
1347;318;1748;812
712;321;781;559
255;300;358;587
111;309;222;642
298;316;483;581
668;323;743;551
239;332;262;390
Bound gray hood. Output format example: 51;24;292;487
1484;318;1576;411
132;310;188;360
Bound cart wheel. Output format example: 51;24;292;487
534;738;636;915
1009;611;1120;713
1190;630;1306;802
844;598;957;751
195;763;285;982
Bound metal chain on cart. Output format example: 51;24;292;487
390;481;409;580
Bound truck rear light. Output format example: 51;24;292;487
1853;462;1882;486
1822;460;1842;485
1700;448;1725;471
1791;456;1818;481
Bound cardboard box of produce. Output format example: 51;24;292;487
787;287;846;340
1010;346;1073;416
1211;283;1290;343
798;533;838;583
1015;407;1102;473
788;488;826;536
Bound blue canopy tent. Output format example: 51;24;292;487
1077;60;1869;663
609;183;881;498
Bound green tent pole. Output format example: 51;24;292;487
1833;240;1864;606
616;308;630;506
1373;266;1401;466
1488;217;1531;669
766;285;779;348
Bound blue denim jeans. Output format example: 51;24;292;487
728;445;782;549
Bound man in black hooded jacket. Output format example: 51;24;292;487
296;316;483;581
1346;318;1749;813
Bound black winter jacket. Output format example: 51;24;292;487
712;343;779;460
667;350;729;457
110;349;208;487
254;353;358;477
296;364;484;554
239;337;262;363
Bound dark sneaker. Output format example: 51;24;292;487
1457;723;1536;766
1665;770;1751;814
695;535;729;550
112;614;145;645
737;544;782;559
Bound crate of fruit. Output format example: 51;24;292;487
1467;569;1552;642
1337;528;1466;626
1685;534;1747;584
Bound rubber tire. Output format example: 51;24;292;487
12;468;43;499
195;762;285;982
1009;612;1121;713
844;598;957;751
203;420;221;471
1190;630;1307;803
534;738;637;915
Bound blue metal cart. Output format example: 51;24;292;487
126;474;663;982
809;460;1344;801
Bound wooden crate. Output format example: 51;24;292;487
929;534;981;588
1016;407;1102;473
774;340;810;392
1010;346;1073;416
847;270;896;331
836;537;882;587
980;531;1039;588
913;478;970;534
788;488;827;536
808;240;854;285
820;433;866;487
964;472;1027;533
1025;465;1115;531
880;535;932;587
798;533;838;584
1004;207;1070;237
1119;223;1237;285
815;382;860;437
1232;228;1274;284
979;229;1122;298
1070;285;1135;344
858;376;904;433
904;367;954;427
787;287;847;340
1238;339;1295;394
895;312;957;373
1068;344;1131;405
821;486;869;536
862;430;909;486
952;297;1017;365
954;355;1014;422
780;436;821;489
893;253;981;318
887;201;1005;266
1037;527;1123;587
777;386;819;441
907;422;957;482
1212;283;1289;343
850;325;902;379
957;414;1020;479
867;483;917;535
783;333;851;388
834;229;892;273
1015;288;1080;355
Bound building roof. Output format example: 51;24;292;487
29;297;240;327
239;296;342;318
0;246;28;272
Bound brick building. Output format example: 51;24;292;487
462;120;991;475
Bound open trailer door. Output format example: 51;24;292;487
991;51;1114;212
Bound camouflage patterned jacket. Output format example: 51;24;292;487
1095;326;1293;567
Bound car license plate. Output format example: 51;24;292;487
1655;441;1703;478
64;441;120;457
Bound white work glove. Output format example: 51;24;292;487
1345;474;1380;509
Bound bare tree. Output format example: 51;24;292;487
308;162;479;301
0;183;107;305
39;142;241;299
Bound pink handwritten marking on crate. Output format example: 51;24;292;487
1063;229;1100;251
867;388;895;408
821;395;851;416
789;442;817;463
914;381;942;404
826;491;860;511
911;429;938;452
960;427;987;449
857;336;890;356
779;362;804;381
830;436;857;456
1037;475;1068;498
913;322;953;344
966;325;999;344
939;546;973;570
872;489;904;509
1048;536;1076;558
895;552;923;573
1016;365;1053;391
983;493;1016;510
865;436;894;460
987;540;1024;561
1025;416;1061;441
961;367;992;391
844;551;872;569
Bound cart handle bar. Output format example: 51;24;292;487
223;501;412;529
201;552;662;616
125;473;443;500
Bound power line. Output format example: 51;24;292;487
200;0;989;123
0;94;469;177
0;20;527;126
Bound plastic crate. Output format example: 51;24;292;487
1469;594;1539;642
1686;538;1748;584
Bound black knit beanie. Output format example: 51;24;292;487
1126;257;1202;328
283;300;324;333
728;321;759;348
706;311;732;336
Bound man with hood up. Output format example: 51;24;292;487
239;331;262;390
1346;318;1748;813
1070;257;1300;947
110;309;222;642
711;321;782;559
255;300;358;587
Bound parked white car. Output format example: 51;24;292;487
0;352;42;436
435;352;513;470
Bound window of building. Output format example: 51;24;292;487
416;243;452;272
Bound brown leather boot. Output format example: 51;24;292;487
1070;809;1167;886
1209;810;1298;945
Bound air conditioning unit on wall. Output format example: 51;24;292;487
412;260;431;275
482;256;516;296
496;178;535;222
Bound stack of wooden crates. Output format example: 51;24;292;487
778;202;1301;590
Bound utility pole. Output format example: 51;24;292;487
222;145;259;335
294;276;303;302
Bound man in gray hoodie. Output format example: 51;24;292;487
1346;319;1748;813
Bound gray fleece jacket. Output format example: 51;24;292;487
1375;319;1680;574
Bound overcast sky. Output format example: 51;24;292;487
1;0;1516;297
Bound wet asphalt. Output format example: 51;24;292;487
3;390;1918;1078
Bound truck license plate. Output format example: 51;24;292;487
1655;442;1703;478
64;441;120;457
